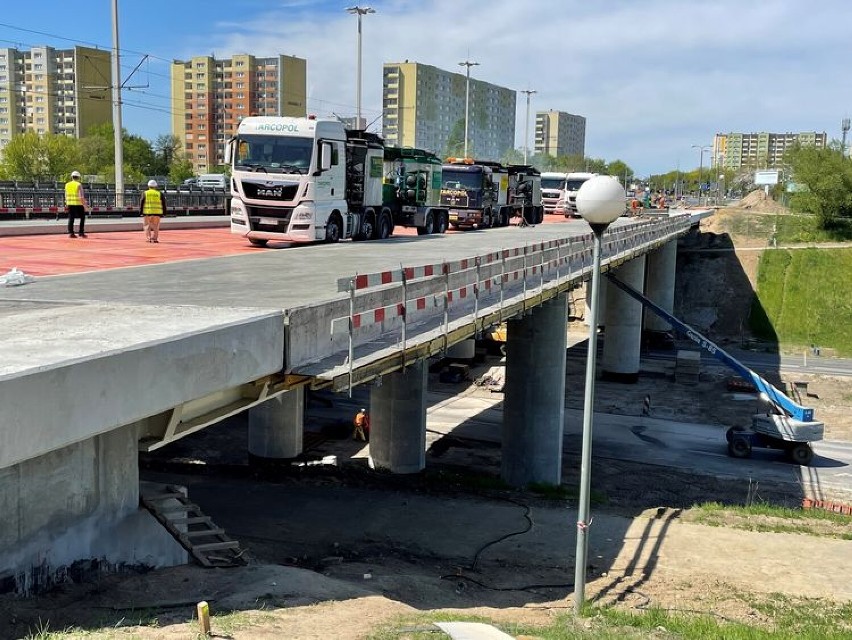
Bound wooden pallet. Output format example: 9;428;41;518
140;485;247;568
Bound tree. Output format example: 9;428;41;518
444;119;466;159
78;123;156;182
153;134;182;176
0;131;81;181
169;154;195;183
607;159;633;184
785;142;852;227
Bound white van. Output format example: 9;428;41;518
197;173;228;190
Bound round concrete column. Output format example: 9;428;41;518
248;387;305;460
584;278;607;327
369;359;427;474
601;256;646;383
502;294;568;487
644;240;677;333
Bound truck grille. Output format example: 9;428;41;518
242;181;300;201
247;205;294;232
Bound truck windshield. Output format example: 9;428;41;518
235;135;314;174
442;169;482;190
541;177;566;190
566;178;591;190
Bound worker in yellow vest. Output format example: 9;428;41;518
139;179;167;243
65;170;87;238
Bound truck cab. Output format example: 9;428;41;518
540;172;568;215
226;116;349;246
441;158;508;229
562;172;597;217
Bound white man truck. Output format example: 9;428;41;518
540;172;569;215
561;172;597;217
226;116;448;246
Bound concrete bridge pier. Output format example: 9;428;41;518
501;294;568;487
248;388;305;461
369;360;428;474
0;421;186;594
601;256;647;383
644;240;678;337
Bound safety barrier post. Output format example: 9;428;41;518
400;265;408;370
442;261;450;355
499;250;506;324
473;256;481;334
348;278;356;397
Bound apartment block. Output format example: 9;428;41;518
0;45;111;149
171;54;307;173
382;61;516;161
712;131;828;170
534;110;586;158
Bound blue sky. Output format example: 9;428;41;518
3;0;850;175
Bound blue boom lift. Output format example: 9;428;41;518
606;273;824;465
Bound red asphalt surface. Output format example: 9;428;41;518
0;217;567;278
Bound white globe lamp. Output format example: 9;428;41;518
576;176;625;226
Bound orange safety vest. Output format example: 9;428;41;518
143;188;163;215
65;180;82;206
354;412;368;428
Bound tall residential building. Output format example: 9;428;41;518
534;110;586;158
382;61;516;161
0;45;111;149
171;54;307;173
712;131;828;170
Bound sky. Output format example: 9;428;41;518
2;0;850;175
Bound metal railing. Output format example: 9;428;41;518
0;181;228;217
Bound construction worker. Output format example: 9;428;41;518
65;170;87;238
140;179;167;243
353;408;370;442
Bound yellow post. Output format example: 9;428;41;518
197;600;211;636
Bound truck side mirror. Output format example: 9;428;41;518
224;139;233;165
319;142;332;172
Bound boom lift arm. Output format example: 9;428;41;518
605;273;814;423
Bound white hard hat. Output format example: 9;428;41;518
71;170;81;179
147;179;158;188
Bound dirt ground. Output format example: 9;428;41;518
3;211;851;639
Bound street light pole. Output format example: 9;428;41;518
692;144;710;206
346;6;375;130
520;89;537;164
459;59;479;158
111;0;124;207
572;176;625;616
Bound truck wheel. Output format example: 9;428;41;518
325;214;342;243
728;436;752;459
436;212;448;234
249;238;269;247
376;211;392;240
536;206;544;224
417;211;434;235
787;443;814;465
355;210;376;241
725;426;745;444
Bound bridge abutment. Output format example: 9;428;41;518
0;422;185;594
601;256;646;383
369;360;428;474
501;294;568;487
248;388;305;460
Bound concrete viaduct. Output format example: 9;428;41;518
0;212;707;590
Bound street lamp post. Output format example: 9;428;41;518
111;0;124;207
346;6;375;130
692;144;710;206
520;89;537;164
573;176;625;616
459;59;479;158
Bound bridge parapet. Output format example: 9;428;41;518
285;216;692;391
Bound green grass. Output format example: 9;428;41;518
723;211;852;244
751;248;852;355
371;596;852;639
688;501;852;539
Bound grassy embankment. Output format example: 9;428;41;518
725;211;852;356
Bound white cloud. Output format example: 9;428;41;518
175;0;852;174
